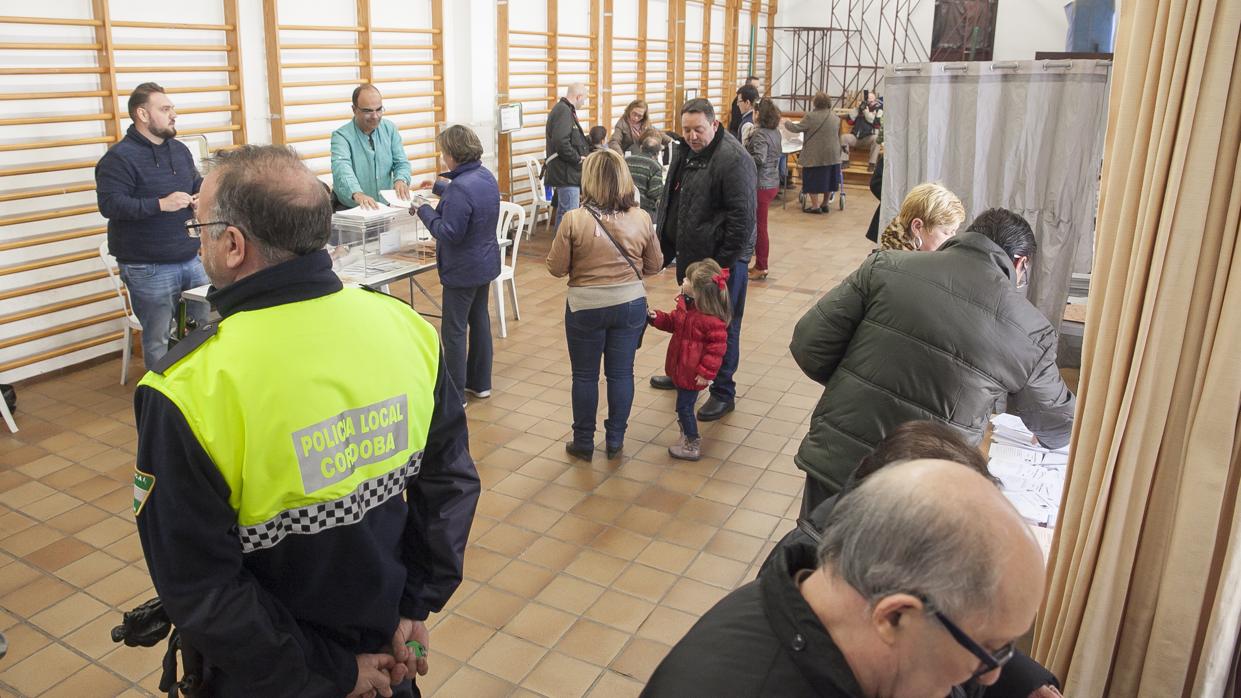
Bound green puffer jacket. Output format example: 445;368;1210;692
789;232;1076;494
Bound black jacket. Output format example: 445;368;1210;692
655;127;757;282
790;232;1076;493
95;125;202;264
133;251;480;697
643;538;866;697
762;496;1063;698
544;97;591;188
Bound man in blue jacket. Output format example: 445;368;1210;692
95;82;210;369
331;85;412;210
412;125;501;405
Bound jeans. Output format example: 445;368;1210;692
119;258;210;369
564;298;647;449
710;260;749;403
554;186;580;229
755;188;778;271
676;388;701;439
441;284;493;400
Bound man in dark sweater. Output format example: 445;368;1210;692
625;135;664;219
651;98;757;422
95;82;209;369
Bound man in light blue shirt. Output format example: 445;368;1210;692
331;85;412;209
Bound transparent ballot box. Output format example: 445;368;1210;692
328;207;434;283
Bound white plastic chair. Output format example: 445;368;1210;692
493;201;527;338
522;156;553;240
98;241;144;385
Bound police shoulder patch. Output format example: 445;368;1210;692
133;470;156;516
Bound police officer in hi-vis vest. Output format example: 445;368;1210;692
132;145;480;698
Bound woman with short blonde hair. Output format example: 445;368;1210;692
880;182;966;251
548;149;664;461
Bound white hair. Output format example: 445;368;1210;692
817;468;1001;620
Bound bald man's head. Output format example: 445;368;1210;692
817;459;1044;693
566;82;588;108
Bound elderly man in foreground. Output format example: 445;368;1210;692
643;459;1046;698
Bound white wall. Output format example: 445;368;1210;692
771;0;1071;102
993;0;1071;60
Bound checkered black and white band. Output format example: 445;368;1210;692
237;452;424;553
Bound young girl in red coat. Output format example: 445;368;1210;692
648;259;732;461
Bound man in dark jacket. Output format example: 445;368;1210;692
644;459;1047;698
790;208;1076;513
544;83;592;229
625;135;664;219
135;146;479;697
414;125;501;404
761;421;1063;698
727;76;761;138
650;98;757;422
96;82;210;369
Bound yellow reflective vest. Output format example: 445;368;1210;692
139;287;439;552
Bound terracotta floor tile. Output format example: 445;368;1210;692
590;527;651;559
570;495;629;524
554;619;629;667
564;549;628;587
545;513;605;545
614;505;672;538
611;564;677;604
519;536;581;571
490;559;556;598
535;574;606;615
44;502;111;535
0;510;37;539
523;651;602;698
455;587;526;629
469;631;546;683
29;591;110;637
608;637;670;684
0;479;56;509
503;602;577;648
4;575;75;616
474;522;539;557
429;613;495;662
685;551;751;589
74;516;134;549
586;669;644;698
662;577;729;616
14;453;71;479
63;613;127;660
531;483;588;512
0;641;87;695
0;622;51;665
25;536;95;572
723;508;782;539
657;518;718;549
463;546;511;583
634;540;697;575
41;661;127;697
635;605;699;646
86;566;153;607
434;666;516;698
584;590;655;634
706;529;768;564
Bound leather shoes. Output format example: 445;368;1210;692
606;443;623;459
649;375;675;390
697;396;735;421
565;442;594;461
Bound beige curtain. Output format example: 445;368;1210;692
1031;0;1241;696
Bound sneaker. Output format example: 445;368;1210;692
464;388;491;399
668;435;702;461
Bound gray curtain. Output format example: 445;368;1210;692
881;60;1110;327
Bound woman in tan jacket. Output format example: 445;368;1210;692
548;149;663;460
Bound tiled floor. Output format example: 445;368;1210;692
0;188;876;697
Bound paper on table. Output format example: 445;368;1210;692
334;204;402;219
381;189;413;206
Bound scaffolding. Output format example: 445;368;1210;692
770;0;928;112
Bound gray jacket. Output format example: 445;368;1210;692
790;232;1076;493
746;127;782;190
544;98;591;188
786;109;841;168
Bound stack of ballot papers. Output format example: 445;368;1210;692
988;414;1068;528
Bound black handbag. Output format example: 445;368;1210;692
582;206;649;348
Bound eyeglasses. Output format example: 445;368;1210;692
357;106;384;115
184;219;231;238
932;610;1016;682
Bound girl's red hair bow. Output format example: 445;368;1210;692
712;269;730;290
